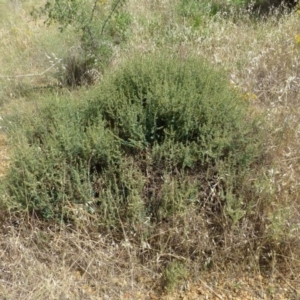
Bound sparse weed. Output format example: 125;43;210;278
162;261;188;292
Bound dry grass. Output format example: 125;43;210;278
1;0;300;298
0;217;156;299
0;0;78;103
0;220;299;299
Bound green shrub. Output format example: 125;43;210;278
31;0;126;49
95;54;262;168
229;0;298;14
31;0;130;87
2;53;264;231
176;0;297;22
3;95;121;220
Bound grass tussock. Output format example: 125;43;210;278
1;0;300;298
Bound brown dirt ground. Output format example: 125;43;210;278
159;270;300;300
